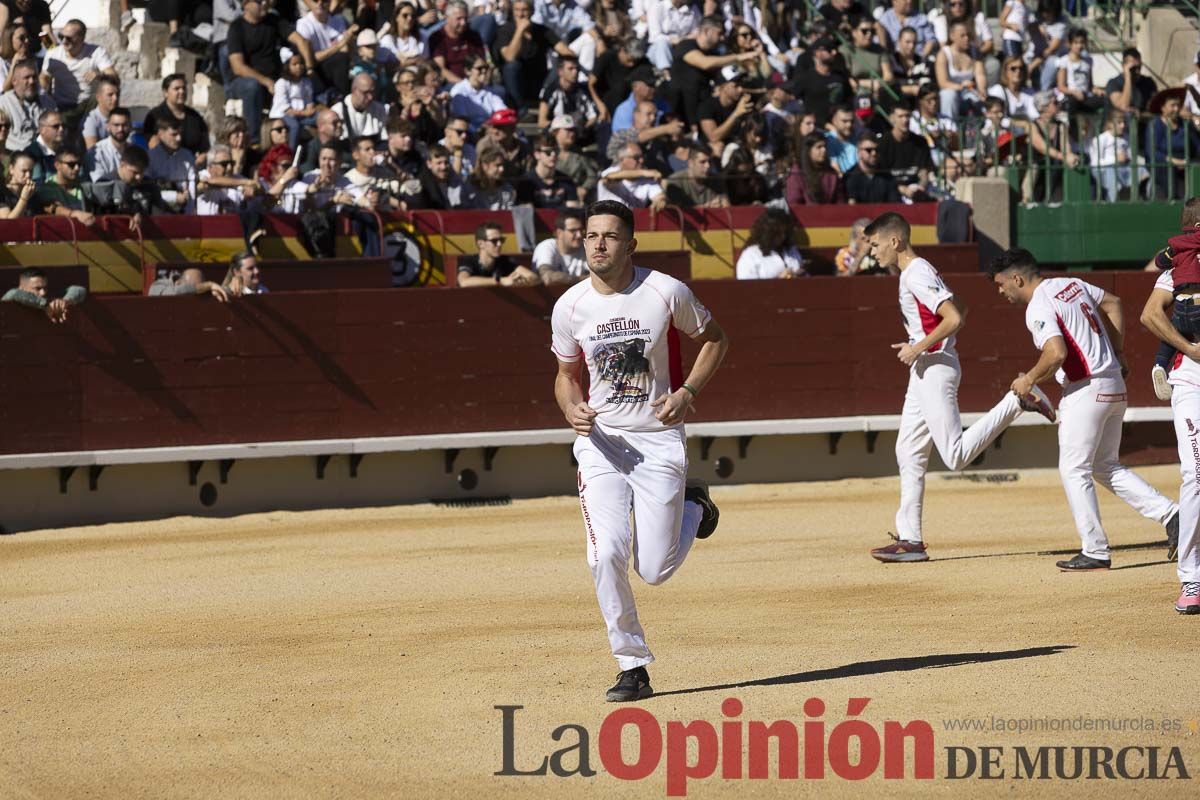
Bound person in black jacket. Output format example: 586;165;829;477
844;132;902;204
401;144;462;209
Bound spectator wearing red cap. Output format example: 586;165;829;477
449;53;509;134
476;108;531;181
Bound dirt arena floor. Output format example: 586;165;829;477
3;465;1198;799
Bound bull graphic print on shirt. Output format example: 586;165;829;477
594;335;652;406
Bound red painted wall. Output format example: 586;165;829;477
0;272;1169;457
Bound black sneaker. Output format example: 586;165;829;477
606;666;652;702
1166;512;1180;562
1056;552;1111;572
685;480;720;539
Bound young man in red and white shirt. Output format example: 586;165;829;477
551;199;729;701
1141;267;1200;613
865;213;1056;563
990;248;1178;572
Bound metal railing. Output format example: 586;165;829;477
926;108;1200;204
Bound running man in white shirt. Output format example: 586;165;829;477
989;248;1179;571
1141;267;1200;613
865;213;1056;563
551;200;729;701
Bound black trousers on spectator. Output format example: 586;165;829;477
147;0;212;27
314;53;351;106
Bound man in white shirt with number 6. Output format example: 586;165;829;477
990;248;1179;572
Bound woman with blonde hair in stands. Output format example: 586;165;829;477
461;149;516;210
735;207;806;280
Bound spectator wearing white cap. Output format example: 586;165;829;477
349;29;388;91
297;0;357;101
449;53;509;133
269;48;318;151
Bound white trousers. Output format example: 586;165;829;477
575;423;704;670
1170;383;1200;583
895;353;1024;542
1058;374;1176;559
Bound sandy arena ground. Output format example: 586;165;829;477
3;465;1198;799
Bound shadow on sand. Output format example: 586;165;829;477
650;645;1076;699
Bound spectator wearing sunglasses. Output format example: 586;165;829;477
517;134;579;208
437;115;476;181
457;221;541;287
21;108;63;183
197;144;257;216
41;19;116;132
32;147;95;225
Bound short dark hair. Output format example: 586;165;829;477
586;200;635;238
463;52;488;72
1068;28;1087;42
556;208;584;230
474;221;503;241
1181;197;1200;228
829;104;853;119
699;15;724;31
155;116;182;134
864;211;910;242
120;145;149;171
109;105;132;121
427;143;451;160
19;267;46;282
856;131;878;147
162;73;186;91
55;147;81;163
96;74;120;91
352;134;378;151
556;54;579;68
1122;47;1141;62
530;133;556;151
984;96;1005;113
986;247;1040;279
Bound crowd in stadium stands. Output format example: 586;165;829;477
0;0;1192;280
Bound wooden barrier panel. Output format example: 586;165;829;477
143;258;395;294
0;270;1168;457
442;251;692;286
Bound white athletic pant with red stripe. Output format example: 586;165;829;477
1058;374;1176;560
895;353;1024;542
1169;384;1200;583
574;423;705;670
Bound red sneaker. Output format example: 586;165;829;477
870;534;929;563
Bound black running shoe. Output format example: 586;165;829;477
685;480;720;540
606;667;652;702
1166;512;1180;562
1056;552;1111;572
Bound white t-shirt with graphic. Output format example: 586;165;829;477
551;267;712;432
1025;277;1120;387
899;257;956;357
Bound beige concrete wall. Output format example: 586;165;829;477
0;426;1068;533
1139;8;1199;88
